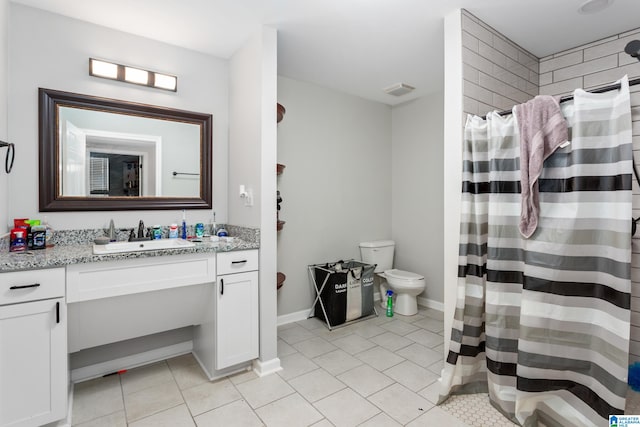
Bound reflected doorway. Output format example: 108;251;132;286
89;153;141;197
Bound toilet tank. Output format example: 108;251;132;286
359;240;395;273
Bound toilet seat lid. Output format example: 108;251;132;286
384;269;423;281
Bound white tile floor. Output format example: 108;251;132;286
70;307;640;426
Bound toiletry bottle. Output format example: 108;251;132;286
217;226;228;237
32;225;46;250
153;225;162;239
169;224;178;239
14;219;31;249
386;290;394;317
181;210;187;239
195;223;204;238
43;216;54;247
25;219;37;249
211;212;217;236
9;228;26;252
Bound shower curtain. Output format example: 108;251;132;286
439;76;632;427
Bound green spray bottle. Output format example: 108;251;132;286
386;290;394;317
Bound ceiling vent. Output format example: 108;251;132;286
383;82;415;97
578;0;614;14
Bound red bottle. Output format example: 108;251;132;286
10;228;27;252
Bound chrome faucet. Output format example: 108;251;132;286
128;221;151;241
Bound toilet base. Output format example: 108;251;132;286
379;281;418;316
393;293;418;316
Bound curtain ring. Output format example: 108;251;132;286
5;142;14;174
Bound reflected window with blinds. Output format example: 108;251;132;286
89;156;109;195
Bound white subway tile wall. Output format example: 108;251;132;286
462;9;640;363
461;10;539;118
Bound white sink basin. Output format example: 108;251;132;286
93;239;196;255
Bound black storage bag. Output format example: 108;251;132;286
314;263;348;326
314;261;376;326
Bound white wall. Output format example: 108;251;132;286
7;4;229;230
229;27;279;373
391;92;444;308
0;0;8;234
8;3;230;369
443;9;463;353
228;32;264;228
258;27;279;371
276;76;392;317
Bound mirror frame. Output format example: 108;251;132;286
39;88;212;211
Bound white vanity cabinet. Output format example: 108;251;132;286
194;249;259;377
66;254;215;352
215;250;259;369
0;268;67;427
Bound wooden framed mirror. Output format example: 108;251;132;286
39;88;212;211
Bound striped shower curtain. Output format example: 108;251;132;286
439;76;633;427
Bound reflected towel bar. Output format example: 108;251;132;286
172;171;199;176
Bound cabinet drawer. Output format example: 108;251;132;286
67;254;215;303
0;268;65;306
217;250;259;275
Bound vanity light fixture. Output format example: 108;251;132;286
89;58;177;92
124;66;149;85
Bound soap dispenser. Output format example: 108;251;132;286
108;219;116;242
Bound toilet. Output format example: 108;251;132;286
359;240;425;316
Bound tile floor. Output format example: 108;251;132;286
70;307;640;426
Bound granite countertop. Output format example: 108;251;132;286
0;239;259;273
0;224;260;273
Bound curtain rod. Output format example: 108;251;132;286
480;76;640;120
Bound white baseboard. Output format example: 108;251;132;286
277;292;382;326
378;290;444;312
253;357;282;377
71;341;192;383
277;309;310;326
277;296;443;327
417;296;444;312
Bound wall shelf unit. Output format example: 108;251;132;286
277;103;286;290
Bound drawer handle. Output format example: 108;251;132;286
9;283;41;290
56;301;60;324
231;260;247;265
220;278;224;295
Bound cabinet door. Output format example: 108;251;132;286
0;298;67;427
215;271;259;370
